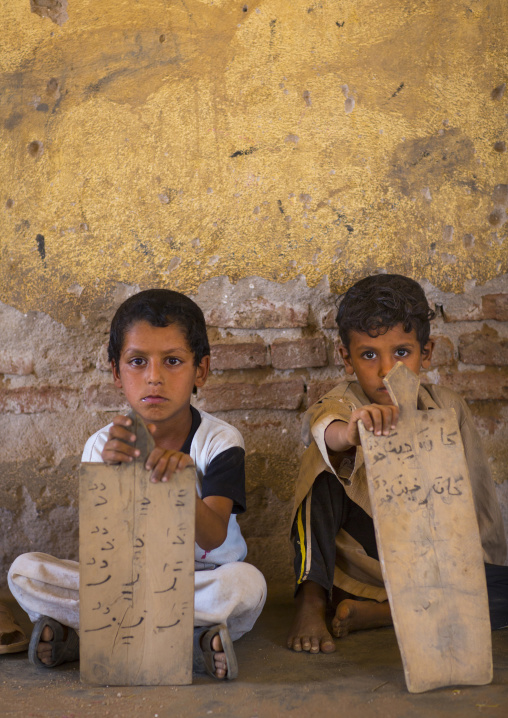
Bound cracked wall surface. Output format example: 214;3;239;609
2;275;508;584
1;0;507;583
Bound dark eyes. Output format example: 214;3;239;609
127;357;182;366
361;348;410;359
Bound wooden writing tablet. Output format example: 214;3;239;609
359;362;492;693
80;412;196;685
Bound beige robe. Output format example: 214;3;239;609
291;379;507;602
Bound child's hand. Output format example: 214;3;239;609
102;415;141;464
101;415;194;483
144;448;194;483
345;404;399;446
325;404;399;453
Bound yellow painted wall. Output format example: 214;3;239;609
1;0;508;585
1;0;507;323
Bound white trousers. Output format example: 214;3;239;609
8;552;266;642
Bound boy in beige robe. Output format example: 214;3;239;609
287;274;507;654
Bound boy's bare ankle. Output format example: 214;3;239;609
296;580;327;608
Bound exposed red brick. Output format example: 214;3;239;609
306;377;345;407
321;307;338;329
61;356;91;373
430;336;455;366
468;401;508;437
459;326;508;366
482;294;508;321
0;352;34;375
204;298;309;328
39;348;91;374
196;378;305;411
83;384;128;412
210;340;268;371
441;296;482;322
0;387;79;413
438;368;508;400
271;337;327;369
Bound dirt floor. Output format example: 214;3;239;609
1;587;507;718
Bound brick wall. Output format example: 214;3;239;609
1;274;508;586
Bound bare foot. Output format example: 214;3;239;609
286;581;336;654
202;632;228;679
37;625;56;665
28;618;79;668
35;623;79;666
332;599;392;638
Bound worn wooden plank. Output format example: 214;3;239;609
359;362;492;693
79;413;196;685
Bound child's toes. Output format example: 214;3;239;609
319;635;336;653
287;635;304;652
299;634;313;651
214;652;228;678
210;633;222;652
40;626;54;642
38;642;53;665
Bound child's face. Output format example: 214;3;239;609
112;320;209;429
339;324;433;405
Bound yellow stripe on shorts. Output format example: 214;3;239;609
296;502;306;584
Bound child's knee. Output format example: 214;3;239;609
8;552;40;581
217;562;267;608
241;562;267;606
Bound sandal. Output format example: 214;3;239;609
199;623;238;680
0;603;29;654
28;616;79;668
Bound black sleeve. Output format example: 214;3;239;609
200;446;246;514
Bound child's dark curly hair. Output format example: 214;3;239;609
336;274;436;350
108;288;210;370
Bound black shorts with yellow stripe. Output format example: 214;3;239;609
291;470;379;595
292;472;508;630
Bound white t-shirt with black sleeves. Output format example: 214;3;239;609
82;406;248;569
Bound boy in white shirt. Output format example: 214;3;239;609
9;289;266;679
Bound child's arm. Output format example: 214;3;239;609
195;496;233;552
101;415;232;551
324;403;399;453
